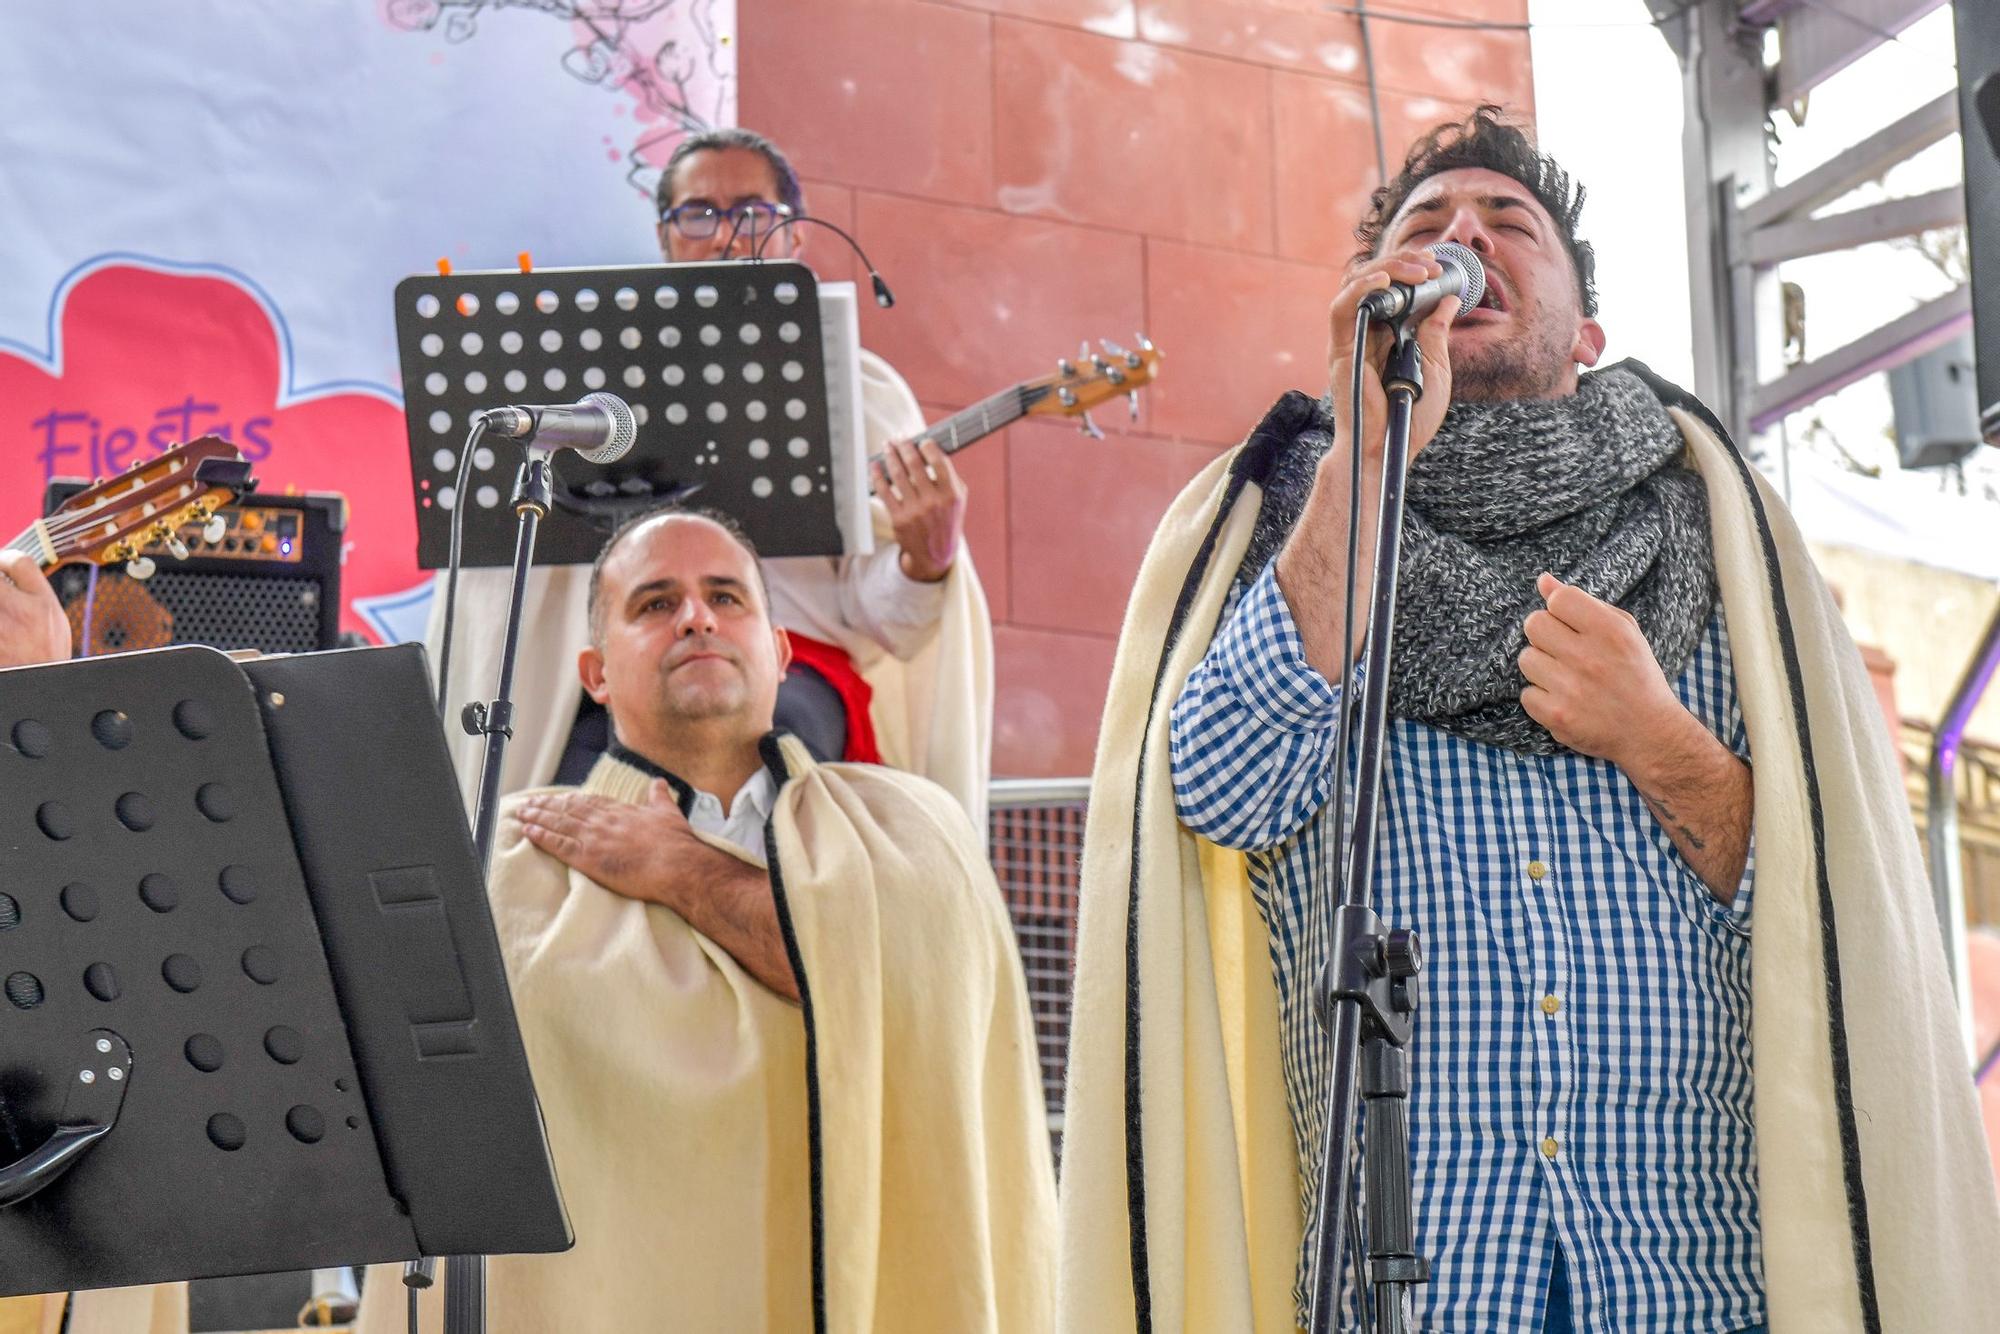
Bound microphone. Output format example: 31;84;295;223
476;392;637;464
1361;241;1485;328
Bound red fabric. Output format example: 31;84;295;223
785;630;881;764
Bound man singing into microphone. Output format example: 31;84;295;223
1057;106;2000;1333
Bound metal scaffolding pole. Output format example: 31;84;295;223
1927;599;2000;1059
1647;0;1980;1020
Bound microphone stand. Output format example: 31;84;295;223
464;447;553;870
403;446;556;1334
1305;325;1430;1334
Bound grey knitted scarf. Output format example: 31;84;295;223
1240;367;1716;755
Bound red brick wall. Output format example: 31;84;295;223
741;0;1535;776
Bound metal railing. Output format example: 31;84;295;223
986;778;1089;1144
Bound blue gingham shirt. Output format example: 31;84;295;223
1170;561;1763;1334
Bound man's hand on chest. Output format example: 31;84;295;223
513;779;800;998
513;780;768;911
1517;572;1753;901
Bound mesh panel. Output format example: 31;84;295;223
63;570;324;655
988;794;1087;1158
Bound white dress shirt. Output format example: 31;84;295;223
684;765;778;860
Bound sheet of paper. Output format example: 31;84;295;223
817;280;873;557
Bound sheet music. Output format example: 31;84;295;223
818;281;873;557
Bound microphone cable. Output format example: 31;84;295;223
751;215;896;308
1304;302;1379;1334
433;416;489;719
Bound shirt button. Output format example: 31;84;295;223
1527;859;1549;881
1541;1136;1560;1160
1540;994;1561;1016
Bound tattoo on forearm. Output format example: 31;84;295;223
1641;790;1707;851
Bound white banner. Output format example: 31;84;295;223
0;0;735;641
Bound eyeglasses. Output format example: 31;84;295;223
659;199;796;241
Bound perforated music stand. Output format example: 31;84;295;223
393;260;871;567
0;644;570;1297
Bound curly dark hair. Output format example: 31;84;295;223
1356;105;1598;317
586;503;770;646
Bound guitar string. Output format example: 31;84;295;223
38;477;213;547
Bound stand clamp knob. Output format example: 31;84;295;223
461;700;514;741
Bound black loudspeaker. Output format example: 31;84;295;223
42;487;344;656
1889;332;1983;468
1956;4;2000;444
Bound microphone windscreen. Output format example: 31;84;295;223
578;392;638;465
1431;241;1486;318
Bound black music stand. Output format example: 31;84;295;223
0;644;570;1298
393;260;870;566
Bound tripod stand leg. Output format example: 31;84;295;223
1361;1034;1427;1334
443;1256;485;1333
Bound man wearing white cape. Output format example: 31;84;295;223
1057;107;2000;1334
362;505;1054;1332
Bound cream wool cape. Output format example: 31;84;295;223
356;734;1055;1333
426;348;995;829
1055;370;2000;1334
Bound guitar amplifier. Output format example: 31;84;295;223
42;485;345;656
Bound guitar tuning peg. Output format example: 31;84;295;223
1099;338;1129;358
1058;357;1077;377
165;534;190;562
1135;331;1155;353
1128;390;1141;422
126;556;156;581
203;516;227;545
1059;386;1079;408
1079;411;1105;441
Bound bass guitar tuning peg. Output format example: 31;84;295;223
1079;411;1105;441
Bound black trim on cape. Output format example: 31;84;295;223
1118;368;1880;1332
1618;360;1881;1331
602;739;698;816
1119;394;1303;1330
753;730;829;1333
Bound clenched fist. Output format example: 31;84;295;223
1517;572;1685;770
